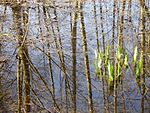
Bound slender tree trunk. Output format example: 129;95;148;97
112;1;117;113
72;1;78;113
139;0;150;21
22;39;30;113
140;1;146;112
22;7;31;113
112;0;116;63
128;0;132;22
93;0;100;52
13;6;24;113
13;5;30;112
99;0;105;53
99;1;110;112
117;1;126;113
17;55;23;113
118;0;126;48
114;60;117;113
79;2;93;113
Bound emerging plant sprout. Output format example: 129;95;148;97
94;46;129;88
134;46;138;66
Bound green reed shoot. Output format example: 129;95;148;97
94;46;129;86
133;46;143;79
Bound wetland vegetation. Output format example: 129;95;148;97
0;0;150;113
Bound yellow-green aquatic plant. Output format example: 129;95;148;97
116;48;122;77
108;61;114;83
136;63;140;78
134;46;138;66
94;50;103;78
117;62;121;77
133;46;143;78
94;46;129;86
117;47;122;60
139;52;143;73
105;46;110;65
135;52;143;78
124;53;128;68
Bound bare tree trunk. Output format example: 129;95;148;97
13;5;30;112
118;1;126;113
112;1;117;113
140;1;146;112
12;6;24;113
118;0;126;48
17;54;23;113
93;0;100;52
99;1;110;112
139;0;150;21
71;1;78;113
114;59;117;113
79;2;93;113
22;38;30;113
22;7;31;113
112;0;117;63
99;0;105;53
128;0;132;22
114;1;126;113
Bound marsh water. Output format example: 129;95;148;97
0;0;150;113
